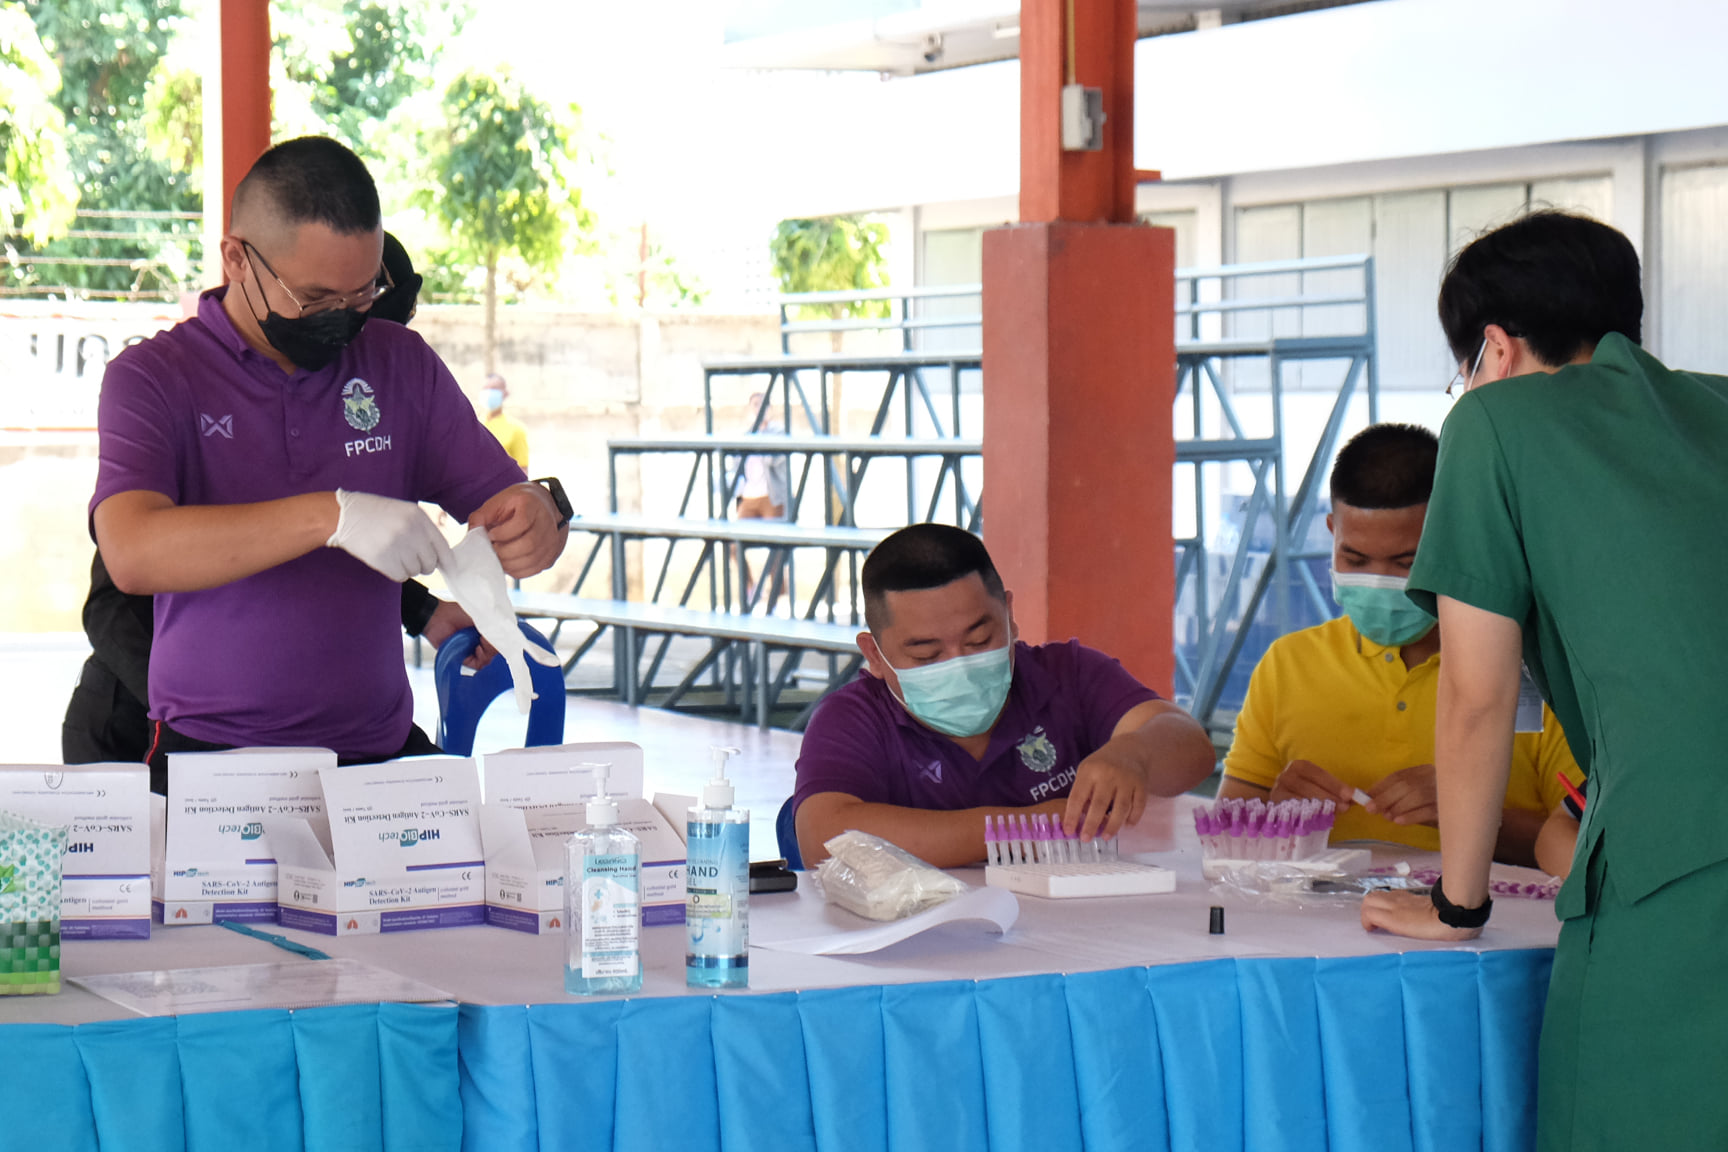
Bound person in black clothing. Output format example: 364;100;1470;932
63;549;155;764
61;233;488;769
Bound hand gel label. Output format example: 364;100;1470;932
686;822;748;959
580;853;640;978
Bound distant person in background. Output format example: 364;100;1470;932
62;230;491;766
480;373;530;471
732;391;790;607
734;392;789;521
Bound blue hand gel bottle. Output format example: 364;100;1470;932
565;764;643;996
686;745;749;989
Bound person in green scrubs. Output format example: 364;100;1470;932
1360;211;1728;1149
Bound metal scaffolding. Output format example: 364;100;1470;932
1170;255;1379;731
627;254;1377;729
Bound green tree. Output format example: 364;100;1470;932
124;0;470;299
418;69;593;374
22;0;197;297
770;216;891;355
139;16;198;219
0;1;79;261
273;0;468;149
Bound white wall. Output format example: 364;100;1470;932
763;0;1728;221
1136;0;1728;182
1658;160;1728;374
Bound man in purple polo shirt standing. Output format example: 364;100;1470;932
794;524;1216;867
90;137;569;790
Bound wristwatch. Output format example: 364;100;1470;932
1430;878;1493;929
531;476;573;530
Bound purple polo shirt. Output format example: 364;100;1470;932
90;287;524;756
793;639;1159;814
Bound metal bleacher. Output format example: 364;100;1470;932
1170;255;1379;732
514;257;1377;735
513;288;984;729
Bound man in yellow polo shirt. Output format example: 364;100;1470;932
479;373;530;472
1218;423;1579;866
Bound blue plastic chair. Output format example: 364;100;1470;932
776;796;803;870
434;623;566;756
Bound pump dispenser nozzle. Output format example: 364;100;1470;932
584;762;619;826
704;746;741;810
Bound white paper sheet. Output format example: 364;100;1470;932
69;957;453;1017
755;885;1019;955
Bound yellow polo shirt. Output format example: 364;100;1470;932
1222;616;1582;851
484;411;530;472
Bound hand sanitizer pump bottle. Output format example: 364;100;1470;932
565;765;643;995
686;745;749;989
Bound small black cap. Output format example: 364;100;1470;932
1209;905;1225;935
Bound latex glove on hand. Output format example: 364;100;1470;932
326;489;452;581
439;526;560;713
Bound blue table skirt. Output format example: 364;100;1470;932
3;950;1552;1152
1;1002;461;1152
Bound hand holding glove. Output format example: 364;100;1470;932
326;489;452;581
440;527;561;713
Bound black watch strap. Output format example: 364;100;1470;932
531;476;572;530
399;578;439;638
1430;879;1493;929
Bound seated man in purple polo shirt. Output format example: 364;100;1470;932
90;136;569;789
794;524;1216;867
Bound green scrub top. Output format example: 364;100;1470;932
1407;332;1728;916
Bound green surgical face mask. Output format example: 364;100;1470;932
887;642;1014;738
1331;570;1437;647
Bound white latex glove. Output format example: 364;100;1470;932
326;489;453;581
439;526;560;713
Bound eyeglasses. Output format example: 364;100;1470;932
242;240;393;318
1446;338;1490;398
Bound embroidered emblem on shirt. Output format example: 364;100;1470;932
920;760;944;785
1017;727;1058;773
341;378;381;432
200;413;233;438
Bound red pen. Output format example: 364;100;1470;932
1559;772;1586;814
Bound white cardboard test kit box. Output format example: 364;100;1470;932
480;791;690;934
153;748;334;926
479;742;645;806
477;742;686;933
0;764;151;939
275;757;486;936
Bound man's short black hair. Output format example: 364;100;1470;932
1438;210;1642;367
862;524;1004;632
1330;423;1439;510
235;136;381;234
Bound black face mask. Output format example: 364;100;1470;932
258;306;369;373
